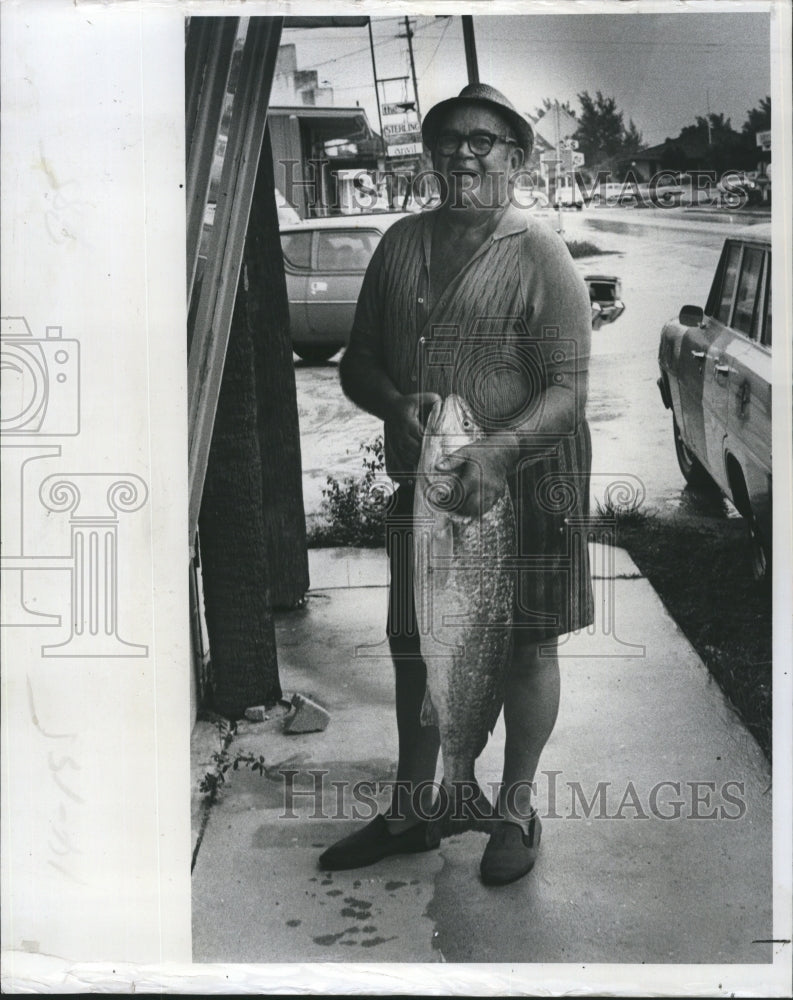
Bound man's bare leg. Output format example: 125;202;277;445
498;636;560;827
387;648;441;833
479;636;558;883
317;648;440;870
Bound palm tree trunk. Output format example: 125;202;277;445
198;281;281;718
245;125;310;608
197;123;308;717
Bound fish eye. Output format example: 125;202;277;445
462;419;471;429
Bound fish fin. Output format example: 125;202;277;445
487;689;506;737
487;704;503;737
420;686;438;727
431;518;454;591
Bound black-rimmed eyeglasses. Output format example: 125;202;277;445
435;130;518;156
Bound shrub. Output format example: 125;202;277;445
307;435;391;548
565;238;603;258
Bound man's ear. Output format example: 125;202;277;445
510;146;525;170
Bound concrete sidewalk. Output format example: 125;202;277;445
191;544;772;965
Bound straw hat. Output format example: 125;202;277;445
421;82;534;156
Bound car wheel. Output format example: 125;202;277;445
293;343;342;364
748;512;771;587
673;417;714;489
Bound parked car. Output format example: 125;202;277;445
589;181;644;207
280;213;406;363
657;224;772;581
586;275;625;328
553;183;584;210
281;213;626;363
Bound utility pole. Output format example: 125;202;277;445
368;19;384;148
399;16;422;123
555;100;564;236
461;16;479;85
706;88;712;146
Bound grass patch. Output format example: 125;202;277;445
565;238;604;258
601;508;772;760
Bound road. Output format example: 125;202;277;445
294;208;767;531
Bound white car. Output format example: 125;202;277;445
657;224;772;581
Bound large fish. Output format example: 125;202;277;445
413;394;516;833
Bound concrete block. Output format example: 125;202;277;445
244;705;269;722
283;692;330;734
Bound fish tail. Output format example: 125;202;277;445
419;686;438;727
431;776;498;838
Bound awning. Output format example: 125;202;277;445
269;106;381;148
283;17;370;28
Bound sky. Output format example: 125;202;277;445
280;11;772;149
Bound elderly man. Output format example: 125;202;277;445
320;83;593;885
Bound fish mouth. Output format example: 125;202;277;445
433;394;479;439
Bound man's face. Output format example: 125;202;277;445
432;103;524;212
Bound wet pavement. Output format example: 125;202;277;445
296;208;761;532
191;545;773;965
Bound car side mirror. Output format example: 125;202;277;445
679;305;704;327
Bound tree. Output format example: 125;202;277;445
198;125;309;719
573;90;643;167
678;112;748;172
246;126;310;610
679;112;735;143
739;97;771;176
742;96;771;136
623;119;643;156
533;97;576;120
199;276;282;718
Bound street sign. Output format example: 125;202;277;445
572;151;585;167
533;106;578;146
756;130;771;151
387;141;423;157
383;122;421;139
540;151;561;164
382;101;415;116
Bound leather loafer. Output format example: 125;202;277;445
318;814;441;871
480;812;541;886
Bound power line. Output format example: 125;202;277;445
298;34;402;72
283;16;447;72
421;16;453;75
465;35;767;49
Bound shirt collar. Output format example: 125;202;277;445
420;202;528;258
490;203;530;240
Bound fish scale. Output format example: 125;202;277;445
413;395;516;833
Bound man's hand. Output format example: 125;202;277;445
436;435;519;517
384;393;443;473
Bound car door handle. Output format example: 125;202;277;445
690;350;706;359
714;363;731;376
310;280;328;294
